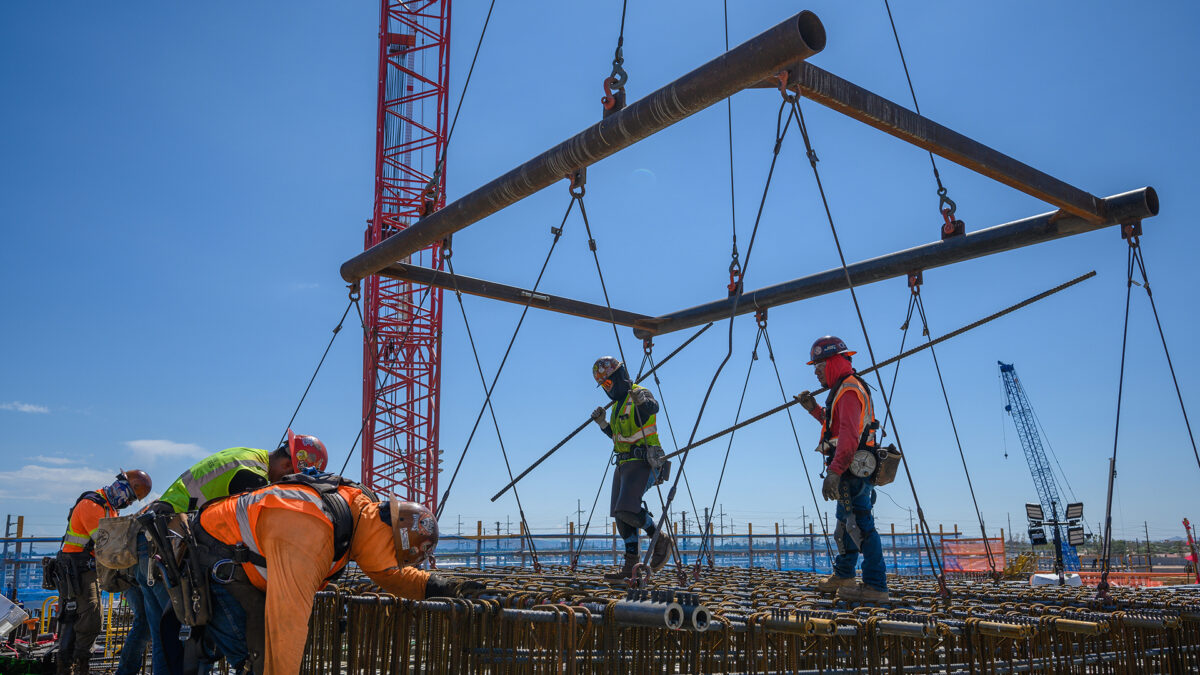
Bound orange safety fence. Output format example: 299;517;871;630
942;537;1004;572
1075;571;1196;588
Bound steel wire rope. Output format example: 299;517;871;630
722;0;739;286
1129;238;1199;470
690;326;766;574
574;190;693;577
440;250;546;569
277;294;357;449
1026;386;1082;504
337;285;434;476
911;290;999;578
435;199;576;520
1098;244;1136;596
760;325;836;562
878;292;918;440
788;97;950;593
423;0;499;198
640;99;796;579
881;0;950;203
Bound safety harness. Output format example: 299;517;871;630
60;491;109;553
820;374;882;479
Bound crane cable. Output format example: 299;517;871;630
789;96;950;595
278;290;357;450
639;99;796;582
435;199;576;520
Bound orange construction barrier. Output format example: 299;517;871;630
942;537;1004;573
1075;571;1195;588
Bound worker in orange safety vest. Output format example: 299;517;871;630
55;469;153;675
189;472;479;675
797;335;889;603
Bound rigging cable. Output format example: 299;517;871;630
789;96;950;595
436;199;575;519
278;289;357;448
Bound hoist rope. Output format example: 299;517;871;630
881;0;948;198
761;325;836;561
640;100;796;578
878;293;917;440
442;252;542;568
692;327;765;572
662;271;1097;461
1098;244;1136;596
278;295;356;449
640;350;704;544
789;97;949;591
436;199;575;519
912;290;999;578
722;0;739;278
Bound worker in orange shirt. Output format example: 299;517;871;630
54;469;152;675
189;472;479;675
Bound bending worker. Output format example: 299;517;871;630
140;430;329;670
193;472;479;675
55;470;152;675
797;336;889;603
590;356;673;580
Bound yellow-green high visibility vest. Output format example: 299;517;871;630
159;447;270;513
610;385;660;463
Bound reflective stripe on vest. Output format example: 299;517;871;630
820;375;877;448
161;448;270;512
234;486;328;582
61;492;116;553
610;385;660;460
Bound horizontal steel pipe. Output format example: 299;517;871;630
789;63;1108;223
341;12;826;282
378;261;650;327
581;601;687;630
634;187;1157;338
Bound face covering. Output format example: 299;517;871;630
605;365;632;402
105;479;136;509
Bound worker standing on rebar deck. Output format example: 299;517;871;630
136;430;329;670
192;473;481;675
797;336;890;603
54;469;153;675
590;356;673;580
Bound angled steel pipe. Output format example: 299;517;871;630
633;187;1157;338
378;262;650;327
341;11;827;282
755;63;1108;223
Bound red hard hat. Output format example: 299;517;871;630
286;429;328;472
388;500;439;566
119;469;153;500
807;335;856;365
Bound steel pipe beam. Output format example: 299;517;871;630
378;262;650;327
755;63;1107;223
633;187;1157;338
340;11;827;282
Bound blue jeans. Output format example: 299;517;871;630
832;476;887;591
115;584;148;675
204;582;249;671
133;537;172;675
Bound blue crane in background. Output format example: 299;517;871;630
998;362;1080;571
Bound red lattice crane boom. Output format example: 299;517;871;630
362;0;450;510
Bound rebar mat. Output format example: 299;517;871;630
300;565;1200;674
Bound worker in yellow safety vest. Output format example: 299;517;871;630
590;356;674;580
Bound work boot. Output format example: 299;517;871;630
815;573;857;594
604;554;639;581
649;532;674;572
836;582;890;604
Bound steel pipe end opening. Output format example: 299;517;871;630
794;11;827;54
665;603;685;630
1143;186;1159;216
691;606;712;632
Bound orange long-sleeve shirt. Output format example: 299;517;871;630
254;494;430;675
61;493;117;553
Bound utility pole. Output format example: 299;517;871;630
680;511;688;535
457;514;463;536
1144;521;1153;571
1007;512;1012;543
908;507;914;533
719;504;727;537
506;515;512;536
576;499;584;525
801;506;808;533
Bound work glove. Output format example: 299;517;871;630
425;575;486;598
630;387;654;405
591;406;609;428
821;472;841;501
797;390;818;413
146;500;176;517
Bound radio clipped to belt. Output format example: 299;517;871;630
619;445;672;486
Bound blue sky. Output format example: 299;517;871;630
2;2;1197;546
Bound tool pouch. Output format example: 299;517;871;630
873;445;902;487
151;515;213;627
40;556;59;590
643;446;669;485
